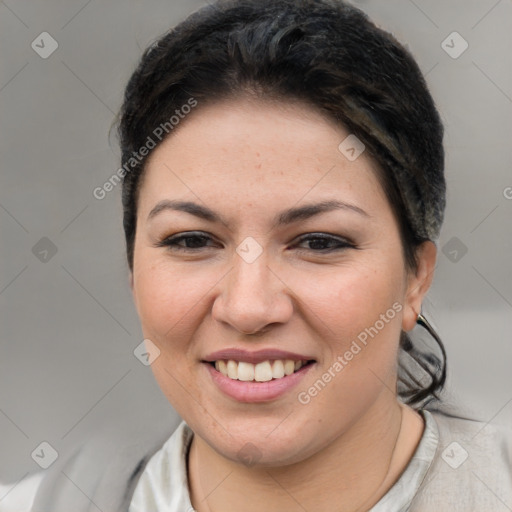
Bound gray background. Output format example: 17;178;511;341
1;0;511;493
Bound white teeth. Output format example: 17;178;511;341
271;360;285;379
227;360;238;379
213;359;309;381
284;360;295;376
237;361;255;381
218;360;228;376
254;361;273;382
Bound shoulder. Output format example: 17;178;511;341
129;421;193;511
30;419;179;512
429;409;512;464
0;472;45;512
411;409;512;511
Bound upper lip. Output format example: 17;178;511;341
203;348;315;365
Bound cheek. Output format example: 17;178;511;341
133;258;207;345
290;263;404;427
289;260;404;347
132;259;209;408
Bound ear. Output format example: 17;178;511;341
402;241;437;332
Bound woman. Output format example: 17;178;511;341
31;0;511;511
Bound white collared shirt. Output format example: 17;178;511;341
128;409;512;512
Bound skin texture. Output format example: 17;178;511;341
130;97;437;512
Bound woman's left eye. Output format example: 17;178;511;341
156;232;354;253
294;233;354;252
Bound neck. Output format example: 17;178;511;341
187;399;423;512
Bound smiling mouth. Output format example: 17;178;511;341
208;359;316;382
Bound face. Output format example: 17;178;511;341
130;97;432;466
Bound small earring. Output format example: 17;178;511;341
416;312;440;344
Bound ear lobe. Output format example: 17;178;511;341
402;241;437;332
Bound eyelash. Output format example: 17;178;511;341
155;231;355;254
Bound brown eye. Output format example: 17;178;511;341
156;232;218;252
294;233;355;253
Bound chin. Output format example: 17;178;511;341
196;414;326;467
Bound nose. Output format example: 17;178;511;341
211;250;293;336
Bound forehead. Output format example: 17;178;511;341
138;98;388;222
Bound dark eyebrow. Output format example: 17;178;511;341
147;199;369;229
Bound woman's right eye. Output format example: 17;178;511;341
156;232;217;252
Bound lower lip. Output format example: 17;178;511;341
203;362;315;403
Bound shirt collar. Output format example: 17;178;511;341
130;409;439;512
